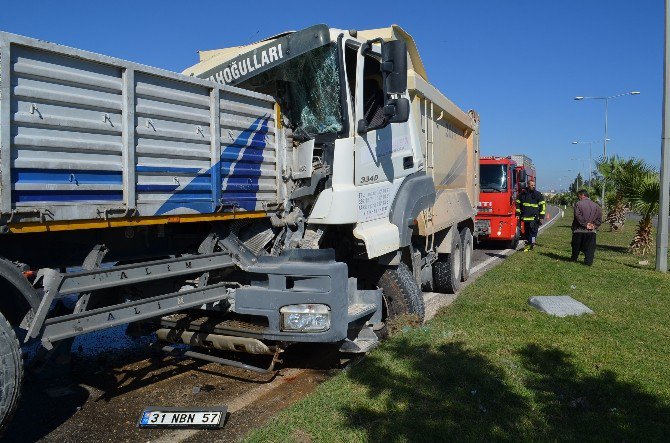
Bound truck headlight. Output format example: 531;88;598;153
280;304;330;332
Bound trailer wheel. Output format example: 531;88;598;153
433;231;462;294
376;263;425;323
0;310;22;436
460;228;473;282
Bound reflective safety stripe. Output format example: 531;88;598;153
524;203;539;207
522;217;537;221
516;200;521;203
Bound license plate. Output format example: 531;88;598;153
138;406;227;429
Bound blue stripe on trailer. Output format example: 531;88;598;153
222;117;269;210
151;200;217;214
12;169;123;184
154;116;269;216
148;193;212;201
14;190;122;203
221;162;264;177
225;137;268;149
136;184;212;192
220;148;266;163
136;166;205;174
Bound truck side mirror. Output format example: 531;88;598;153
385;97;410;123
381;40;407;94
381;40;409;125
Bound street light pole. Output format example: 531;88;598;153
571;157;585;186
588;142;593;184
658;0;670;273
574;91;640;211
600;97;610;212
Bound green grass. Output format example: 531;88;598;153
245;210;670;442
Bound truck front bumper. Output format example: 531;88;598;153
230;249;381;343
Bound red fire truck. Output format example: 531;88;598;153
475;155;536;248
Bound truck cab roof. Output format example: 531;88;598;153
182;24;429;85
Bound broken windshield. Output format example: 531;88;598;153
270;44;344;138
237;42;345;139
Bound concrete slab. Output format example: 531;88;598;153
528;295;594;317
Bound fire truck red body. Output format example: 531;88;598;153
475;155;536;247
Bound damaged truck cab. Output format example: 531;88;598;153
185;25;430;259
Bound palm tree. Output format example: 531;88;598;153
595;156;653;232
622;170;660;255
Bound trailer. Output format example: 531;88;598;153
0;25;478;432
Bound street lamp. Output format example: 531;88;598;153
574;91;640;210
572;139;611;185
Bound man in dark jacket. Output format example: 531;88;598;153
571;189;602;265
516;180;545;251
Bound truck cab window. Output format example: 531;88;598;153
480;164;508;192
362;55;385;128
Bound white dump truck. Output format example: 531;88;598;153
0;24;478;431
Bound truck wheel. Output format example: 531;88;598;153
377;263;425;323
0;311;22;435
460;228;473;282
433;231;462;294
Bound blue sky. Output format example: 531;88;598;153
1;0;662;191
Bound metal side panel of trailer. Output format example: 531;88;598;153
0;31;284;233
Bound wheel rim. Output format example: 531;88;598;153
465;240;472;271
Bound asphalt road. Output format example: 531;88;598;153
5;206;562;443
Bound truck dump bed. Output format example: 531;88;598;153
0;32;283;234
408;71;479;236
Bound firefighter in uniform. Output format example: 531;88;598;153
516;180;546;251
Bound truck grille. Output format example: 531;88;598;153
160;311;269;336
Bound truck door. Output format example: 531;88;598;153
353;45;414;193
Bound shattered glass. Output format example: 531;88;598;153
274;44;343;136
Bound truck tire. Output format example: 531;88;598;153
460;228;473;282
0;311;22;436
433;231;462;294
377;263;425;323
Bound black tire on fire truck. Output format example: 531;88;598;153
0;310;23;436
376;262;425;323
433;229;462;294
460;227;473;282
